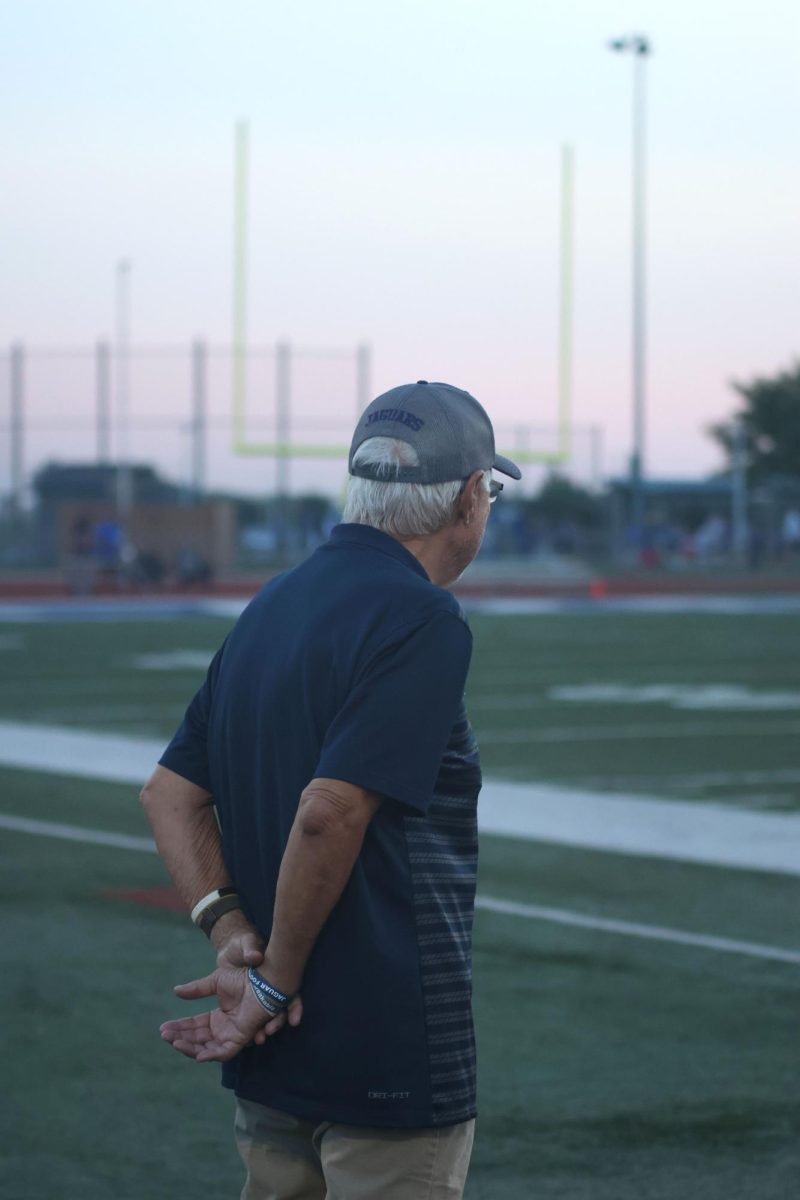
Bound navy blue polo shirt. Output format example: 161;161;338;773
159;523;482;1128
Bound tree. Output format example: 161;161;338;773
710;362;800;482
524;473;604;527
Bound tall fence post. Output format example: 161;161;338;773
732;415;748;565
96;340;111;462
275;342;291;553
10;343;24;518
275;342;291;497
590;425;604;492
356;342;371;416
191;340;207;501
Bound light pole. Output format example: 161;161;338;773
115;258;133;519
609;33;651;531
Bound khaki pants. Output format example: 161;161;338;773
235;1096;475;1200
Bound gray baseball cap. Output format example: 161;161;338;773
348;380;522;484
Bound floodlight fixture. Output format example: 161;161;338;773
609;34;651;56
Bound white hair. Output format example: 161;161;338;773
342;437;490;539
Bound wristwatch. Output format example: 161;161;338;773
193;887;241;937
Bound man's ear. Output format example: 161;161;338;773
457;471;485;526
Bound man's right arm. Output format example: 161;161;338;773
259;777;382;997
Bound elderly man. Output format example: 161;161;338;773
143;381;520;1200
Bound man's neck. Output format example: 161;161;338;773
397;531;465;588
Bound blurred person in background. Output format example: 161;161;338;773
694;513;727;563
63;513;97;595
780;507;800;559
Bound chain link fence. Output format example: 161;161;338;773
0;341;603;570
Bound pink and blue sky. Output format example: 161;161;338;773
2;0;799;494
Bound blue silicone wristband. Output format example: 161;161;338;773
247;967;291;1008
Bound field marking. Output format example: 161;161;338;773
472;694;800;714
0;813;156;852
549;682;800;712
479;721;800;744
5;595;800;625
467;596;800;616
132;651;216;671
1;812;798;967
0;599;247;624
474;897;800;966
478;779;800;875
2;718;800;876
468;696;544;711
0;721;162;786
570;768;800;791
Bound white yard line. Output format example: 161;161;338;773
4;595;800;624
569;768;800;791
473;897;800;966
0;813;155;852
479;721;800;744
467;596;800;616
2;719;800;876
132;651;216;671
479;777;800;875
1;811;797;967
0;721;162;787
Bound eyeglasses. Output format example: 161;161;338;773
460;475;503;504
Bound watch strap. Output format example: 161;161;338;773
197;893;242;937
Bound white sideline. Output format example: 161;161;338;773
1;718;800;876
478;778;800;876
0;811;797;967
0;813;156;852
474;897;800;967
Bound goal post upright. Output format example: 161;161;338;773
557;143;575;464
499;142;575;473
228;130;581;477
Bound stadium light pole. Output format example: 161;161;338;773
115;258;133;519
609;33;651;531
232;120;249;449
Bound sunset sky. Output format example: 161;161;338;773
3;0;799;496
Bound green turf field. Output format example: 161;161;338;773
2;611;799;1198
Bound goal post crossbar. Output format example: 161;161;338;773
232;439;568;466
